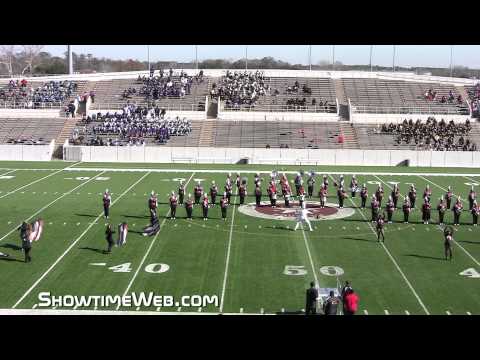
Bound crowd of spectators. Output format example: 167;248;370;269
128;69;204;101
0;79;77;107
83;104;192;146
424;88;463;105
379;117;476;151
210;70;270;109
468;83;480;117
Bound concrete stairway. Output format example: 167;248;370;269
55;117;78;145
198;120;216;147
338;122;359;149
334;79;350;120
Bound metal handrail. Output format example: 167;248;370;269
89;102;204;112
351;104;470;115
0;101;65;109
222;104;337;113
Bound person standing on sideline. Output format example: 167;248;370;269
305;281;318;315
344;288;359;315
103;189;111;220
323;290;340;315
341;281;353;314
105;224;115;254
19;222;32;263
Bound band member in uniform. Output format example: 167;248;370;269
294;202;313;232
468;186;476;211
148;191;158;216
408;185;417;210
225;179;233;204
169;191;178;219
319;184;327;208
284;191;291;208
220;193;228;221
271;191;277;208
391;184;400;208
376;212;386;242
423;185;432;204
281;175;289;197
202;193;209;220
194;181;203;205
375;185;384;208
445;186;453;209
178;180;185;205
254;173;261;187
105;224;115;254
350;175;358;198
371;195;379;222
210;181;218;205
103;189;111;220
117;222;128;246
19;222;32;263
322;175;329;193
337;175;345;189
444;226;454;260
437;196;446;225
294;172;303;196
255;182;262;206
471;200;479;226
386;196;395;223
185;194;193;219
337;186;347;209
453;197;463;226
307;173;315;198
402;196;411;223
360;184;368;209
422;197;431;225
239;180;247;205
235;173;241;191
268;180;277;207
299;186;306;208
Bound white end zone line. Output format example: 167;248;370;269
116;172;196;311
8;167;480;177
12;171;152;309
219;188;238;313
333;174;430;315
418;175;480;267
0;171;107;244
0;162;80;200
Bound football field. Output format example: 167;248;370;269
0;160;479;315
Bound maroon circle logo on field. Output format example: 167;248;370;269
238;201;355;221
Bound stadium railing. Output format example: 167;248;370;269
222;104;337;113
351;104;470;115
89;103;204;111
0;101;65;109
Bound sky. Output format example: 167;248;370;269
42;45;480;69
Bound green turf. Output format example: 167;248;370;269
0;162;479;315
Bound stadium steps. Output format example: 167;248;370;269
55;117;78;145
198;119;216;146
338;123;359;149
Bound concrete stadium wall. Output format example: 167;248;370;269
351;112;471;124
0;140;55;161
63;145;480;168
0;109;61;118
218;111;340;122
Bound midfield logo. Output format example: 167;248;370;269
238;201;355;221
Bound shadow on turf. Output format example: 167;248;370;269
123;215;150;219
405;254;445;261
0;255;23;262
458;240;480;245
275;310;306;315
264;226;294;231
75;213;98;218
0;243;22;251
79;246;107;254
341;236;377;243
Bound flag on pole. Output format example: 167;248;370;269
29;219;44;242
117;222;128;246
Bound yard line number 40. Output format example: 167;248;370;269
108;263;170;273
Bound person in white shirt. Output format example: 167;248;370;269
294;202;313;231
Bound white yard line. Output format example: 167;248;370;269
0;171;107;244
219;188;238;313
6;167;480;177
0;169;17;177
333;174;430;315
116;172;196;311
12;171;152;309
0;162;79;200
301;227;319;287
418;175;480;267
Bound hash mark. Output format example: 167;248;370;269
281;308;285;313
260;308;264;314
446;311;451;315
363;310;368;315
156;307;161;312
467;312;472;315
136;307;140;311
32;304;38;309
405;310;410;315
240;308;243;313
7;221;11;224
384;310;389;315
198;307;202;312
177;307;182;312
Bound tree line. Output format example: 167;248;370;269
0;48;479;80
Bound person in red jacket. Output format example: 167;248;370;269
343;288;359;315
